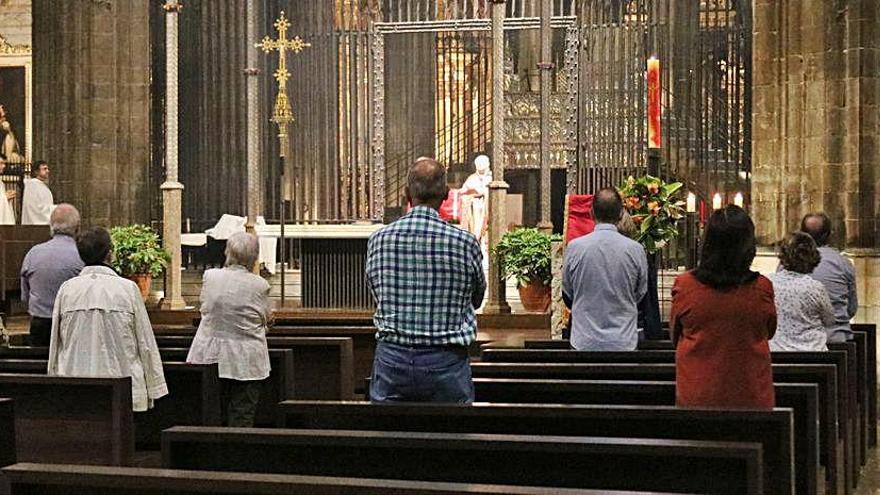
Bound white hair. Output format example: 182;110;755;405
49;204;80;236
225;232;260;269
474;154;490;172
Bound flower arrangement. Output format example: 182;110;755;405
617;175;686;254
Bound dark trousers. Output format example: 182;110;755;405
221;379;262;427
369;341;474;403
29;317;52;347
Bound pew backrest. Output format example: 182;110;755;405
162;426;764;495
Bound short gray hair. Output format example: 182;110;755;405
50;204;80;236
225;232;260;269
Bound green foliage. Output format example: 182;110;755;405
109;225;170;278
493;228;562;287
618;175;686;254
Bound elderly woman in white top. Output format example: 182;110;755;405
187;232;271;426
768;232;835;351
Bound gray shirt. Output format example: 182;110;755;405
563;224;648;351
810;246;858;342
768;269;834;351
20;235;84;318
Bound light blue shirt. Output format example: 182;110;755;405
563;224;648;351
810;246;858;342
20;235;84;318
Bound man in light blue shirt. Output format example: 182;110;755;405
801;212;858;342
563;188;648;350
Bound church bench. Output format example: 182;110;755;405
158;348;295;427
161;426;764;495
0;463;669;495
851;325;876;446
470;378;821;495
276;400;795;495
0;399;16;468
480;348;856;491
0;374;133;466
154;335;354;400
0;360;222;451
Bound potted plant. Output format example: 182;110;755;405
494;228;562;313
109;225;170;299
618;175;685;338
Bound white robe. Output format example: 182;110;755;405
0;181;14;225
460;172;491;241
21;178;53;225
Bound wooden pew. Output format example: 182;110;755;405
0;359;222;450
161;426;764;494
851;325;876;447
2;463;664;495
469;378;820;495
277;400;795;495
154;335;354;399
0;374;133;466
0;398;15;468
480;348;854;492
158;348;295;427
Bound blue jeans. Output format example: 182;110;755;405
369;341;474;403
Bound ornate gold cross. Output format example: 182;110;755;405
255;11;310;143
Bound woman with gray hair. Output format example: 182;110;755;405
767;232;834;351
187;231;271;426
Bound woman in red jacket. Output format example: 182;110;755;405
671;205;777;409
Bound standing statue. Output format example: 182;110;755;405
459;154;492;243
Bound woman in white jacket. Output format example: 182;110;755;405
187;232;271;427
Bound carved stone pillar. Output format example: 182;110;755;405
244;0;261;236
484;0;511;315
159;1;186;310
536;0;553;234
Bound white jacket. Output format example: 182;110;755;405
187;266;271;381
48;265;168;411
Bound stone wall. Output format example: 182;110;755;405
0;0;31;46
752;0;880;249
31;0;151;226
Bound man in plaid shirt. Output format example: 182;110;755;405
366;157;486;403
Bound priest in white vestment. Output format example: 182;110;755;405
21;161;54;225
0;158;15;224
48;227;168;412
459;154;492;243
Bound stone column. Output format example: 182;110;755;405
159;1;186;311
751;0;880;310
536;0;553;234
484;0;511;315
32;0;151;225
244;0;261;235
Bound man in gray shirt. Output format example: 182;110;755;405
563;188;648;350
801;212;858;342
20;204;84;346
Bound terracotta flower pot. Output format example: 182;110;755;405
127;274;152;301
518;281;551;313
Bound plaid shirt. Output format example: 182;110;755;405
366;206;485;346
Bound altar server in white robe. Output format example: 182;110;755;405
48;226;168;412
21;161;54;225
0;158;15;224
459;154;492;243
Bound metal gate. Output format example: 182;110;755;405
575;0;751;206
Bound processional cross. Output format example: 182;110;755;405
256;11;310;155
255;11;310;307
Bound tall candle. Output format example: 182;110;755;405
686;192;696;213
712;193;722;210
647;57;661;149
733;192;744;208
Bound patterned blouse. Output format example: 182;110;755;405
767;269;835;351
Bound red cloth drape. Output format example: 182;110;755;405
565;194;596;244
406;190;461;222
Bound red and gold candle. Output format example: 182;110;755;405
647;56;661;149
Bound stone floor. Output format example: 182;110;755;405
857;448;880;494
